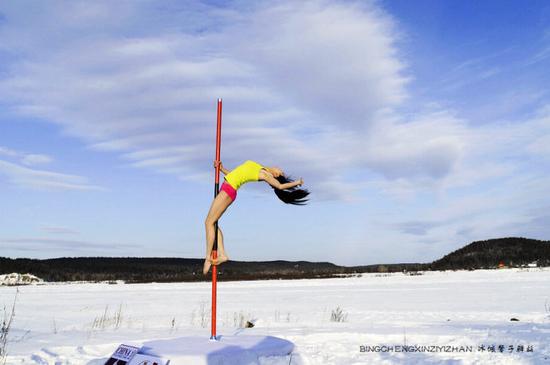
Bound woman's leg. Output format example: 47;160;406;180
212;227;229;265
203;191;233;274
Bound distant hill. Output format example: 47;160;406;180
429;237;550;270
0;237;548;284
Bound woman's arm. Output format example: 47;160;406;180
260;172;303;190
214;161;230;175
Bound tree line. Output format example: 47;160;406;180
0;237;548;283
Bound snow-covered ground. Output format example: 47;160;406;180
1;268;549;364
0;273;43;286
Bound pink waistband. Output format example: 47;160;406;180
221;181;237;201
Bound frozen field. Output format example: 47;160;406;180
1;268;549;364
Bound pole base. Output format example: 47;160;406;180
209;335;219;342
136;335;294;363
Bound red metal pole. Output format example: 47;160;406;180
211;98;222;340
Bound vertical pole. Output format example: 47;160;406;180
211;98;222;340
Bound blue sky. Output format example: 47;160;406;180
0;0;549;265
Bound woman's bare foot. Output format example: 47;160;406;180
203;258;213;275
212;255;229;265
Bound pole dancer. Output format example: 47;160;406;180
204;138;310;276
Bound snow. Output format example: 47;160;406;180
0;273;43;286
1;268;549;364
136;335;294;365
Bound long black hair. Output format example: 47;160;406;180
273;175;310;205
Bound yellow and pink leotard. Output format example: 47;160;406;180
220;160;265;201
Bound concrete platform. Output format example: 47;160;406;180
137;335;295;365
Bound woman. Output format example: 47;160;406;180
203;160;309;274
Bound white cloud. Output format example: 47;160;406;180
0;159;104;191
0;146;18;157
0;0;548;207
0;146;97;190
226;1;409;129
0;145;53;165
21;153;53;166
0;0;411;200
362;110;466;181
